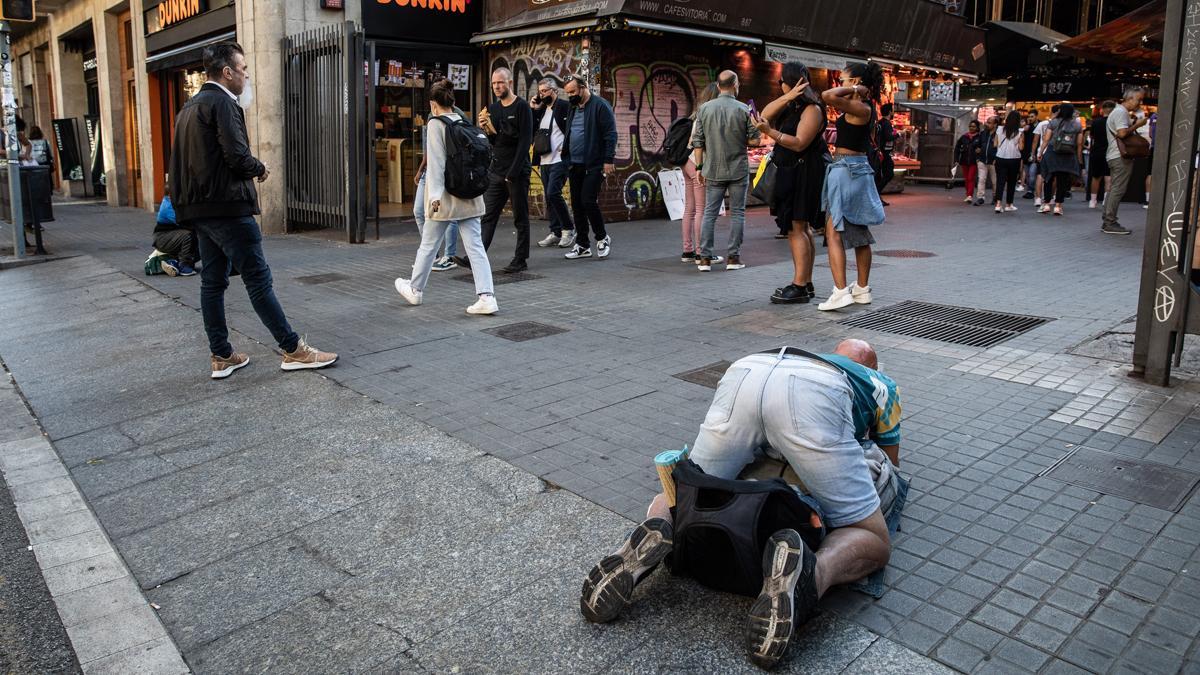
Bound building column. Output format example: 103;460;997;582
91;4;127;206
48;15;88;196
129;0;157;210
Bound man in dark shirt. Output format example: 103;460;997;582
874;103;896;205
474;67;533;274
1087;101;1115;208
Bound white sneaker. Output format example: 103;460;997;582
558;230;577;248
394;277;423;306
994;204;1002;213
596;235;612;259
817;287;855;311
467;294;499;315
564;244;593;260
1089;198;1098;209
962;196;973;203
1039;204;1052;214
850;283;872;304
1144;203;1149;209
1034;197;1043;207
537;233;560;247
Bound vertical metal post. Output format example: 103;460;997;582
1;22;25;259
1131;0;1200;385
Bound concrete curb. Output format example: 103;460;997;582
0;375;190;674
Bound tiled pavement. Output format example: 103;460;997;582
7;188;1200;673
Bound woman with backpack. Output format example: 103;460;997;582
752;61;829;304
394;79;498;315
1038;103;1083;216
992;110;1024;213
679;83;718;263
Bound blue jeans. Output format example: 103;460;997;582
542;162;573;235
194;215;299;358
411;216;493;296
700;176;747;258
414;176;458;257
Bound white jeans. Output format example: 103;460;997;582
975;161;996;201
411;216;493;296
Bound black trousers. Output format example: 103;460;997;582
993;158;1021;205
1043;171;1074;204
569;164;606;248
153;229;198;266
480;171;530;262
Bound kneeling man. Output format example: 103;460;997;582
580;340;899;669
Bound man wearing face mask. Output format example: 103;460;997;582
170;42;337;379
560;74;617;261
532;78;575;249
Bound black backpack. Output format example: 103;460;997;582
433;116;492;199
1051;119;1080;155
667;459;825;597
661;117;694;167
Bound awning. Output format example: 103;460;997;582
146;30;236;72
871;56;980;81
470;19;598;45
984;20;1071;77
621;19;761;46
1058;0;1165;69
764;43;863;71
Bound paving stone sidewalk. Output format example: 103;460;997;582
0;255;945;673
4;188;1200;672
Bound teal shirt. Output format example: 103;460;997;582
816;354;902;446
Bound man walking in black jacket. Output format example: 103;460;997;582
170;42;336;379
561;74;618;261
475;67;533;274
533;78;576;249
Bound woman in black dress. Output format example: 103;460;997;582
753;61;829;304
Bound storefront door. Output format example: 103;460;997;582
119;12;141;208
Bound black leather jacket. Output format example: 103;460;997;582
169;83;266;223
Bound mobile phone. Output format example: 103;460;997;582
748;99;758;117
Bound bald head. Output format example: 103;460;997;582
717;70;738;92
834;339;878;370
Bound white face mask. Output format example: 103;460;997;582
238;79;254;110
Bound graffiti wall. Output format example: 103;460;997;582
488;36;586;101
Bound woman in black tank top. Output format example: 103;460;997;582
816;61;886;311
752;61;828;304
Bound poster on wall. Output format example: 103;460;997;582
448;64;470;91
85;116;106;197
657;169;685;221
51;118;83;182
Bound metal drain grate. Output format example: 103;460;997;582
1043;446;1200;512
483;321;567;342
673;361;733;389
295;273;351;285
875;249;937;258
454;271;544;285
838;300;1051;348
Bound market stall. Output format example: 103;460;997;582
896;101;980;187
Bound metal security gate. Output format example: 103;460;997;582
282;22;369;242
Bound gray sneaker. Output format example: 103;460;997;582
537;232;560;247
1102;223;1132;235
558;230;578;248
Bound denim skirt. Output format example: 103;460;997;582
821;155;885;231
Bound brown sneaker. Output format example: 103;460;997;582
281;338;338;371
211;352;250;380
726;255;746;270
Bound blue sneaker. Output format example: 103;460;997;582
160;259;179;277
178;263;197;276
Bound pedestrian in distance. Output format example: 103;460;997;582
973;116;999;205
561;74;618;261
150;175;198;276
992;110;1024;213
1087;101;1115;209
752;61;829;304
954;120;980;203
1038;103;1083;217
816;61;886;311
690;70;762;272
470;67;533;274
1020;110;1040;198
874;103;896;206
1102;86;1148;235
681;83;719;263
1031;106;1055;206
395;79;498;315
169;42;337;379
532;78;577;251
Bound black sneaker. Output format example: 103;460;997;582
580;518;673;624
974;198;985;206
1022;191;1035;199
501;259;527;274
771;284;810;304
1102;223;1132;235
746;529;817;670
681;251;696;263
451;255;471;270
806;281;815;297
